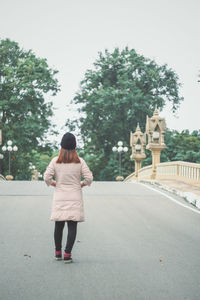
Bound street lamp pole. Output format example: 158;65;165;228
2;140;18;179
112;141;128;180
8;150;11;175
119;151;121;176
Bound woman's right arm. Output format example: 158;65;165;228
43;158;55;186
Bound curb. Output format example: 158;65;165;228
139;179;200;210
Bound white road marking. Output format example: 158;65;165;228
139;182;200;215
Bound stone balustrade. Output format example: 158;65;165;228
125;165;152;181
138;165;152;179
156;161;200;183
125;161;200;184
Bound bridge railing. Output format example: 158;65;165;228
125;161;200;184
156;161;200;183
138;165;152;179
124;165;152;181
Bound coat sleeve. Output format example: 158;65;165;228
43;158;55;186
81;158;93;186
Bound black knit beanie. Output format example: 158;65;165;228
61;132;76;150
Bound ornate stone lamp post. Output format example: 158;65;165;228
130;123;146;178
112;141;128;180
29;163;40;181
146;106;166;179
2;140;18;180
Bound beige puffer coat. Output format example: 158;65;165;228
44;157;93;222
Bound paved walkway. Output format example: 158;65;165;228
0;181;200;300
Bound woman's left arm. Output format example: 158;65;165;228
81;158;93;187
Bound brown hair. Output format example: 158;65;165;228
56;148;80;164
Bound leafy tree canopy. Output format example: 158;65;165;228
0;38;60;179
162;129;200;164
67;47;183;180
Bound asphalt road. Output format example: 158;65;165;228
0;181;200;300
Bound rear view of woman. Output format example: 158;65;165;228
44;132;93;263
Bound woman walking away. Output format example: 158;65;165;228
44;133;93;263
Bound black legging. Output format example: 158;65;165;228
54;221;77;253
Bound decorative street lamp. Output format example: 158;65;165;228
29;163;36;171
130;123;146;178
38;172;43;180
2;140;18;179
112;141;128;180
146;105;166;179
0;153;4;175
29;163;40;180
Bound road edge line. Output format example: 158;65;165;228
139;182;200;215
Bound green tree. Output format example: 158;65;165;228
67;47;183;180
29;150;59;180
0;38;60;179
162;129;200;163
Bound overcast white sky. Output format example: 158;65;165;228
0;0;200;144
